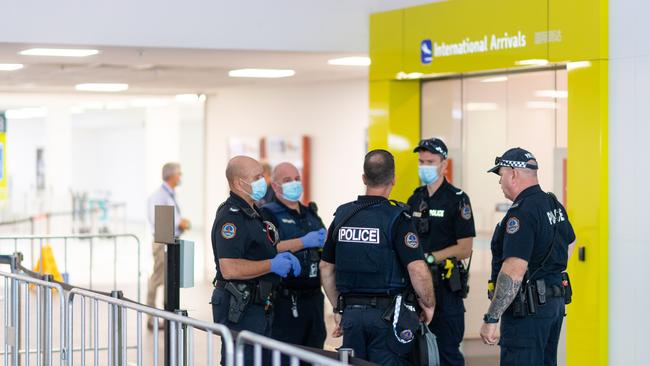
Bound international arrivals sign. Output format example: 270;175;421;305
421;31;527;64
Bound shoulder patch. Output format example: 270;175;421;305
505;217;520;234
461;204;472;220
221;222;237;239
404;232;419;248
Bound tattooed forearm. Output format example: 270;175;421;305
486;272;522;319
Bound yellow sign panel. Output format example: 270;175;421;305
0;113;6;202
403;0;548;74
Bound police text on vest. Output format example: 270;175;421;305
338;227;380;244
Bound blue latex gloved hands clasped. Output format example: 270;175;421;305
301;228;326;249
270;252;301;277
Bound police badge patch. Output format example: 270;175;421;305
461;204;472;220
399;329;414;342
506;217;520;234
404;232;419;248
221;223;237;239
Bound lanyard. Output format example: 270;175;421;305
161;184;181;215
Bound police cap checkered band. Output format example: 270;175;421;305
487;147;538;174
413;138;448;158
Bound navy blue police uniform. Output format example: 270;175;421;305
487;149;576;366
406;178;475;366
260;200;327;350
321;195;424;366
408;137;476;366
210;192;280;365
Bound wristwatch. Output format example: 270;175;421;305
483;313;499;324
426;253;436;265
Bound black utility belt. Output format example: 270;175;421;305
340;294;394;310
216;280;274;305
276;286;321;298
511;274;572;318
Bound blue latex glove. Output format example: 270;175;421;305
301;228;326;249
288;253;301;277
270;252;294;277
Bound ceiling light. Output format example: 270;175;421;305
20;48;99;57
75;83;129;92
0;64;24;71
535;90;568;99
130;98;169;108
481;76;508;83
526;101;558;109
5;107;48;119
228;69;295;78
396;72;424;80
327;57;371;66
567;61;591;71
515;59;549;66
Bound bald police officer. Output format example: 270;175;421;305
210;156;301;365
480;148;576;366
320;149;435;366
260;162;327;350
407;138;475;366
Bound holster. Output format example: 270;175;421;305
224;282;252;324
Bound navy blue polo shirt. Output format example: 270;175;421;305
490;185;576;285
210;192;279;284
407;178;476;253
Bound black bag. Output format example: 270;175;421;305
409;323;440;366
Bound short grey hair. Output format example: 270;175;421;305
162;162;181;181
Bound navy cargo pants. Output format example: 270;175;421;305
211;288;271;366
341;306;413;366
499;297;565;366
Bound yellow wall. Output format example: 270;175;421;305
369;0;608;364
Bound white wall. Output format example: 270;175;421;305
609;1;650;364
0;0;435;52
204;80;368;276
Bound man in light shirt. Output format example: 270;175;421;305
146;162;190;330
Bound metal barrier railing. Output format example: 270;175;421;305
0;253;355;366
66;287;234;366
0;234;142;302
0;271;66;366
235;331;347;366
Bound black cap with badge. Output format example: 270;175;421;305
413;138;448;158
488;147;539;174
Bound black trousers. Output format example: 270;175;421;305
271;290;326;348
499;297;565;366
211;288;271;366
341;306;413;366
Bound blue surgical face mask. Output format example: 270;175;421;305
418;165;440;185
243;177;268;201
281;181;303;202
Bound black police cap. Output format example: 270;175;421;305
488;147;539;174
413;138;448;158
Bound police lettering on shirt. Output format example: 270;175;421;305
338;227;381;244
546;208;565;225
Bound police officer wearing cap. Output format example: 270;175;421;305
407;138;476;366
259;162;328;350
320;149;435;366
210;156;302;365
479;148;576;366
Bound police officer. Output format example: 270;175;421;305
259;162;327;350
407;138;475;366
479;148;576;366
320;149;435;366
210;156;301;365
